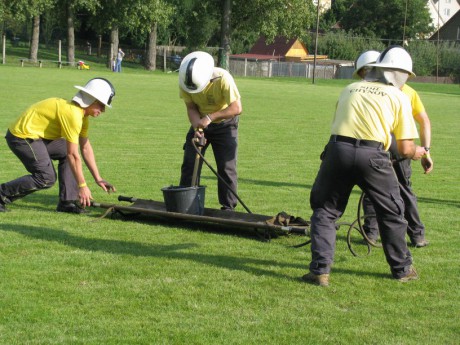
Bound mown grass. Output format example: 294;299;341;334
0;64;459;345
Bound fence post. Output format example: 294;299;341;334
109;43;114;70
98;35;102;57
58;40;62;67
244;58;247;77
2;34;5;64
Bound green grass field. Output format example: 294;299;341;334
0;64;459;345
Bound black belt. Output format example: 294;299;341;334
330;135;383;149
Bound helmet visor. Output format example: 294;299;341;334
184;58;198;91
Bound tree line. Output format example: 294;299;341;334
1;0;458;78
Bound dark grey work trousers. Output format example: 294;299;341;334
180;117;238;210
363;135;425;243
0;130;78;205
309;137;412;279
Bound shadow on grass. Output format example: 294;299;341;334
202;175;460;208
0;221;311;281
0;219;395;281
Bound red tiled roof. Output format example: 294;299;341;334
249;36;298;56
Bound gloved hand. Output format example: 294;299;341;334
96;179;116;193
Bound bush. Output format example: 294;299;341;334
406;40;438;76
439;42;460;82
314;31;386;61
314;31;459;79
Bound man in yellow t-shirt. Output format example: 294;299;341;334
303;46;419;287
178;51;242;211
0;78;116;213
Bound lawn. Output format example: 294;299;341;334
0;64;459;345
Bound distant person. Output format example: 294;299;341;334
303;46;419;287
115;48;125;72
354;48;433;248
178;51;242;211
0;78;117;214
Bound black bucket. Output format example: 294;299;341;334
161;186;206;215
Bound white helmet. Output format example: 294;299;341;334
368;46;416;77
179;51;214;93
352;50;380;79
73;78;115;108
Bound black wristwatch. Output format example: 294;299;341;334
424;147;430;152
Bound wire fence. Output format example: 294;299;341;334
229;59;354;79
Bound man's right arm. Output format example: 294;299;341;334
67;141;92;206
185;101;202;129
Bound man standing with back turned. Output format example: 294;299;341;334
303;47;420;287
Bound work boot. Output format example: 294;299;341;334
0;193;9;212
0;202;8;212
397;266;418;283
411;238;429;248
364;235;378;246
302;272;330;287
56;201;89;214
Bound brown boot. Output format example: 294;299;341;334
302;272;329;287
397;266;418;282
412;239;429;248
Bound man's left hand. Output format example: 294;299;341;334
96;179;116;193
421;156;433;174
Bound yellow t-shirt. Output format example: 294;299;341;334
401;84;426;116
9;98;88;144
331;81;418;151
179;67;241;117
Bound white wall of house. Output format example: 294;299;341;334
427;0;460;28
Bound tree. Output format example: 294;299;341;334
6;0;57;61
167;0;315;64
218;0;231;69
232;0;314;43
323;0;433;42
53;0;100;64
167;0;220;50
129;0;174;70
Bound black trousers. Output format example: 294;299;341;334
309;139;412;279
0;130;78;204
180;118;238;210
363;135;425;243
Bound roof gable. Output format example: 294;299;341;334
249;36;301;56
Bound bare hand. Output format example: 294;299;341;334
412;146;427;161
193;128;207;146
421;156;433;174
97;179;116;193
78;186;93;208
